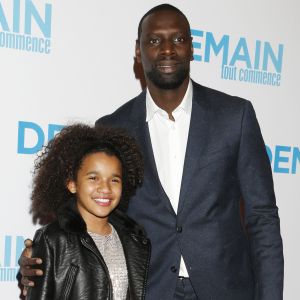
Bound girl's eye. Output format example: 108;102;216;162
88;176;97;181
112;178;121;183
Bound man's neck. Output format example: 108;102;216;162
147;77;190;119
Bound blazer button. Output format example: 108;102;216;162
170;266;177;273
176;226;182;233
142;238;148;245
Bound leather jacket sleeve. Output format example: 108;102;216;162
26;228;55;300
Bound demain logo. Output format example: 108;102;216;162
266;145;300;174
0;235;24;282
191;29;283;87
18;121;64;154
0;0;52;54
17;121;299;175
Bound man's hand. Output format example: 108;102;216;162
18;239;43;296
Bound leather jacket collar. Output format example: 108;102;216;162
57;198;147;238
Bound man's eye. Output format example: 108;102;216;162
150;38;160;45
174;36;185;43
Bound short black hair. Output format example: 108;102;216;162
30;123;144;225
137;3;191;40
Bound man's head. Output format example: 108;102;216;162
136;4;193;90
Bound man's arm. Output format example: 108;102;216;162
25;229;54;299
18;239;43;296
237;101;284;300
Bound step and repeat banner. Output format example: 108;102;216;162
0;0;298;298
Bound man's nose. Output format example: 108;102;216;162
160;39;175;56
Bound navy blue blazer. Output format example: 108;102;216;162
96;81;283;300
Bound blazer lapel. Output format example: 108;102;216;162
177;82;210;214
129;92;175;215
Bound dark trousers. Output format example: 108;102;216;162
174;277;198;299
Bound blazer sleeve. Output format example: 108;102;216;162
237;101;284;300
26;228;54;300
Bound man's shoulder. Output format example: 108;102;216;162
192;80;250;109
95;90;146;128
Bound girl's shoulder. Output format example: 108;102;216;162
32;220;69;244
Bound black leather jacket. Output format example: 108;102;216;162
26;200;151;300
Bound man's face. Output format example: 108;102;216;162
136;10;193;90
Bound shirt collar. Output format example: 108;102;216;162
146;79;193;122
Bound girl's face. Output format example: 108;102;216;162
67;152;122;231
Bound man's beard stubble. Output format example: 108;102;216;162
145;64;190;90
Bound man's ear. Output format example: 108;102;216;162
135;40;142;63
67;181;76;194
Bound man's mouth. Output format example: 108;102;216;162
157;65;177;73
156;62;179;73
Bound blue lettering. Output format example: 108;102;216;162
267;145;299;174
13;0;20;33
17;121;44;154
292;147;300;174
266;145;272;163
204;32;229;65
25;0;52;38
18;121;65;154
44;38;50;53
48;124;64;141
274;145;290;173
15;236;24;267
0;2;9;31
254;40;261;70
0;236;24;268
263;42;283;73
4;236;11;267
229;37;251;68
191;29;284;77
191;29;203;61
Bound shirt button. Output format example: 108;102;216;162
170;266;177;273
176;226;183;233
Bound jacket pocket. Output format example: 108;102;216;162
60;263;79;300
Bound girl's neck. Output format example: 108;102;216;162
77;203;112;235
87;222;112;236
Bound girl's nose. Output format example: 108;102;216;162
97;181;110;193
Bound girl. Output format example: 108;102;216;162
26;123;150;300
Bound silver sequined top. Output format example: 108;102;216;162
88;225;128;300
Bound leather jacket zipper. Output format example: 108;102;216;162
81;237;113;300
61;264;79;300
141;240;151;300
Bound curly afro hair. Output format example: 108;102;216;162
30;123;144;225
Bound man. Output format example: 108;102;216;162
19;4;283;299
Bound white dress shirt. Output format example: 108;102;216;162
146;80;193;277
